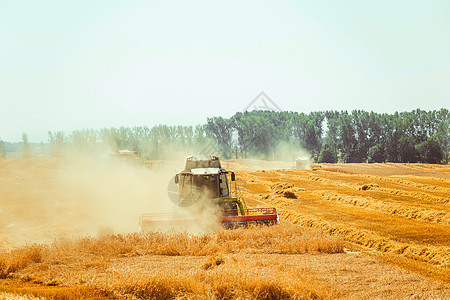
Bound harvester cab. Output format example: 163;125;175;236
173;156;245;212
138;156;279;232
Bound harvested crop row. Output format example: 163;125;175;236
284;169;450;205
314;191;450;226
365;176;450;194
321;176;449;206
315;168;450;195
280;208;450;269
293;170;450;205
0;291;44;299
394;163;450;172
372;186;450;205
298;173;357;190
249;170;376;197
267;175;450;217
399;175;450;188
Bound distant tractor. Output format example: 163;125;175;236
295;156;311;170
111;150;144;166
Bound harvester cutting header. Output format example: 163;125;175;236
139;156;279;232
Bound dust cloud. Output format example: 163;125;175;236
223;142;312;171
56;155;178;234
0;150;222;251
0;140;310;250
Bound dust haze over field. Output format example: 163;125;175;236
56;156;175;232
0;154;188;250
221;142;312;171
0;140;311;251
1;144;252;250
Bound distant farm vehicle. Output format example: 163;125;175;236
143;160;165;170
110;150;144;166
295;156;311;169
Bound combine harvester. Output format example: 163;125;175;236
139;156;279;232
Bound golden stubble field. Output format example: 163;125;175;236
0;157;449;299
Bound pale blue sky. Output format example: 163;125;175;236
1;0;449;142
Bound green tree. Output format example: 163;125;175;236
232;112;263;158
352;110;370;162
0;140;7;158
398;136;417;163
21;133;32;157
318;143;337;163
436;114;449;163
304;112;325;160
416;136;444;164
71;130;99;155
367;112;383;148
384;113;401;162
337;112;358;162
48;131;67;156
207;116;233;158
291;112;309;143
368;144;385;163
319;117;339;163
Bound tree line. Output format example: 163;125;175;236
206;109;448;164
2;108;448;164
46;125;211;160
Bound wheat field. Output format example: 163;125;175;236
237;162;450;281
0;158;449;299
0;224;343;299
